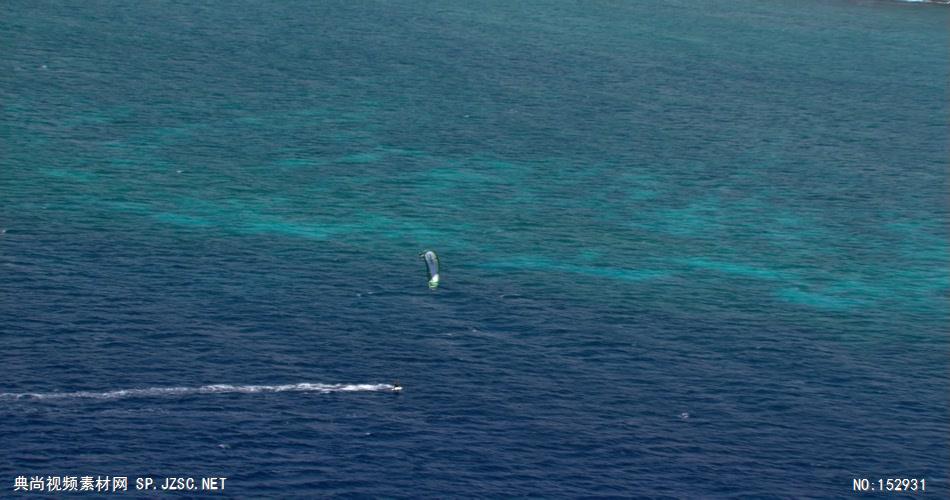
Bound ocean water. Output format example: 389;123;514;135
2;0;948;497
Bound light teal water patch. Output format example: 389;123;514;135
480;256;667;283
679;256;907;311
633;198;723;237
375;146;429;158
774;274;914;310
236;214;465;248
893;268;950;294
447;156;533;177
477;159;522;171
577;249;604;262
241;219;338;240
875;268;950;309
761;213;831;246
679;257;793;281
422;167;501;187
337;152;381;164
165;196;232;216
323;213;476;250
58;106;135;128
233;115;268;126
41;168;97;182
624;185;662;202
885;219;947;242
102;201;152;214
141;192;474;249
385;158;544;222
273;158;328;169
144;123;209;143
152;212;214;228
354;214;435;236
824;279;888;302
777;287;864;310
104;155;147;170
281;107;336;120
145;198;316;237
885;219;950;268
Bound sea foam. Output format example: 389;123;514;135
0;383;396;401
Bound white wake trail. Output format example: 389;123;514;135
0;383;397;401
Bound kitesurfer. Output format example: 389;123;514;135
419;250;440;289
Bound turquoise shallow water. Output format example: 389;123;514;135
2;0;949;497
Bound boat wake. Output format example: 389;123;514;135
0;383;398;401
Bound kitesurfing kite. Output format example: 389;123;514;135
420;250;440;289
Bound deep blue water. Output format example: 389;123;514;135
2;0;948;497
